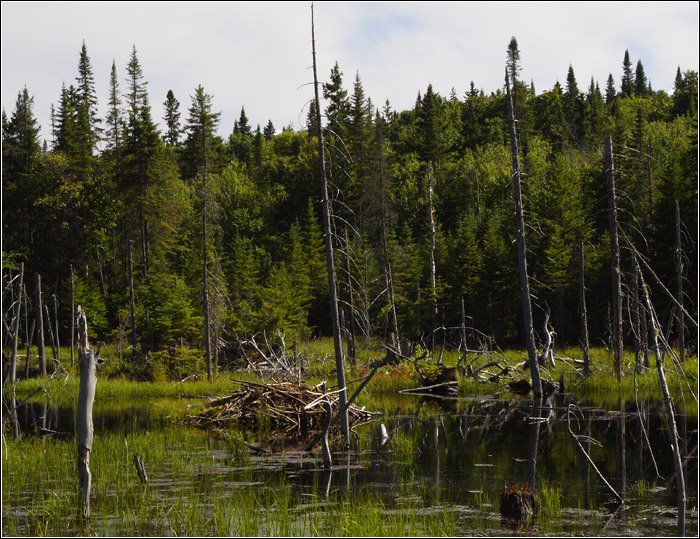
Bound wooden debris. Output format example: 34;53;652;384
186;380;377;441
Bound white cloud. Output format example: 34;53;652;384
2;1;697;144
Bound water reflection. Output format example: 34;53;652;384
6;393;698;536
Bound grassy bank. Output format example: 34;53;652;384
10;338;697;416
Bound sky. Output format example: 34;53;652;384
2;1;698;144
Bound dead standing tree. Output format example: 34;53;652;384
674;201;685;363
33;272;46;376
505;70;541;396
605;135;623;380
311;3;350;445
8;264;24;385
76;305;97;519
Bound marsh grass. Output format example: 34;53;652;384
2;422;458;537
538;481;562;517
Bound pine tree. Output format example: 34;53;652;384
163;89;181;146
620;49;634;97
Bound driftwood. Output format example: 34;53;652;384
186;379;376;442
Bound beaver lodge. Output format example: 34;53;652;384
186;380;377;441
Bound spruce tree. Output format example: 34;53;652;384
163;89;182;146
620;49;634;97
634;59;649;96
323;61;350;142
564;65;583;144
605;73;616;104
263;119;276;140
183;85;221;179
75;41;101;144
105;60;123;153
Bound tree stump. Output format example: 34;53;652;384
76;306;97;519
500;483;537;519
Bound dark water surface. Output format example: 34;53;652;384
7;392;699;536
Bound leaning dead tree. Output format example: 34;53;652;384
605;135;623;380
632;253;686;536
505;70;541;396
76;305;97;519
311;3;350;444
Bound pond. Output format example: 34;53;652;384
3;392;697;536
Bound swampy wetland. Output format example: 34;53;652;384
2;344;697;537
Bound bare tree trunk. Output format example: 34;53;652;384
377;117;400;354
579;240;591;377
605;135;623;380
33;272;46;376
460;298;467;361
24;319;34;379
342;227;357;366
311;4;350;444
9;264;24;384
632;271;641;372
505;71;541;396
96;248;107;298
140;212;149;278
675;201;685;363
203;195;212;382
45;304;57;363
128;241;137;351
53;293;60;363
70;265;75;367
636;258;686;536
427;165;438;357
76;306;96;519
641;300;649;368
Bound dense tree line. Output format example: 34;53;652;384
2;39;697;371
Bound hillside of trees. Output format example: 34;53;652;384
2;39;697;374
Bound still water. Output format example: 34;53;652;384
6;392;698;536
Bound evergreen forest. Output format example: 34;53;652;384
2;38;698;380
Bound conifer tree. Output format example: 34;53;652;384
634;59;649;96
163;89;182;146
75;41;101;144
605;73;616;104
263;119;276;140
564;65;583;144
105;60;123;153
183;85;221;179
620;49;634;97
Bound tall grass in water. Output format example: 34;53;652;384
3;423;457;537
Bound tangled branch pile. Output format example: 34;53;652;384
186;380;377;440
